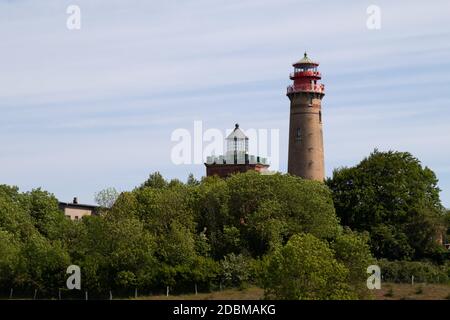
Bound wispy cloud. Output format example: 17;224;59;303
0;0;450;206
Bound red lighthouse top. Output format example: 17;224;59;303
287;52;325;95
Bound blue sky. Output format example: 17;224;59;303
1;0;450;207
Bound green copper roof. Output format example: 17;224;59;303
293;52;319;66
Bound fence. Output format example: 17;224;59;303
0;282;225;300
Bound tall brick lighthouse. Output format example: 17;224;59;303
287;53;325;181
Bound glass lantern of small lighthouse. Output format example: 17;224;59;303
226;124;249;164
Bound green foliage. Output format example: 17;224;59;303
140;171;168;189
157;221;196;266
0;185;71;293
0;185;37;240
95;187;119;209
191;176;233;258
327;150;446;261
193;172;342;258
331;228;374;296
21;234;70;292
8;165;446;299
378;259;449;283
262;233;355;300
0;230;22;288
227;172;341;247
219;253;254;288
187;173;200;186
445;209;450;240
115;271;137;289
369;224;414;260
72;215;158;292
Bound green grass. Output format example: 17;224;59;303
134;287;265;300
374;283;450;300
134;283;450;300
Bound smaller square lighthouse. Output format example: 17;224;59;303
205;124;270;178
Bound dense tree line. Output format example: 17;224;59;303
326;150;449;262
0;150;448;299
0;172;374;299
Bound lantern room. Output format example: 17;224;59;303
287;52;325;95
226;123;249;164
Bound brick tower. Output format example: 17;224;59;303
287;53;325;181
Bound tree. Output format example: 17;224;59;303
369;224;414;260
23;188;69;240
20;233;71;293
331;228;374;297
72;215;157;293
168;178;184;188
187;173;200;186
0;185;72;293
95;187;119;208
140;172;167;189
156;220;196;266
262;233;354;300
191;176;233;258
219;253;254;288
0;185;36;240
0;169;392;297
0;230;22;288
132;185;195;240
327;150;446;261
225;172;342;256
445;209;450;241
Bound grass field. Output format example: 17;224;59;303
135;287;265;300
135;283;450;300
374;283;450;300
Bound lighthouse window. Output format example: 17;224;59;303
319;111;322;123
296;128;302;141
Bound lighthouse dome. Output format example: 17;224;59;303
226;123;248;141
293;52;319;67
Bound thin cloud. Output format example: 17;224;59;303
0;0;449;206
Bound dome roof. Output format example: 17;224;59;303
293;52;319;67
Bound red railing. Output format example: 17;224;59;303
289;70;321;79
287;83;325;94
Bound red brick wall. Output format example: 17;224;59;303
205;163;269;178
